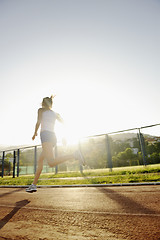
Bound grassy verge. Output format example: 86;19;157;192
0;165;160;186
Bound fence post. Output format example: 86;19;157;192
79;141;84;174
34;146;37;174
2;151;5;178
17;149;20;177
105;134;113;171
55;145;58;174
13;150;16;178
138;129;147;166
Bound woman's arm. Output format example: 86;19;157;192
56;113;67;146
56;113;64;124
32;108;42;140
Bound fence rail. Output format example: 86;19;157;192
0;123;160;178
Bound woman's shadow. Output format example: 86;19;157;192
0;199;30;229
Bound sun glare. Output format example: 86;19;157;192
53;85;95;145
55;121;85;146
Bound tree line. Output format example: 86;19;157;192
80;135;160;168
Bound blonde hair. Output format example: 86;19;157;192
42;95;55;109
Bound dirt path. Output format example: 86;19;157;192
0;186;160;240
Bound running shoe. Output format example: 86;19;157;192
75;150;86;166
26;184;37;193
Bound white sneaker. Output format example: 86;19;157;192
75;150;86;166
26;184;37;193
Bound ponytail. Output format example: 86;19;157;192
50;94;56;100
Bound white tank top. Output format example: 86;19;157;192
41;110;56;132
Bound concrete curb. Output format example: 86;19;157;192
0;182;160;188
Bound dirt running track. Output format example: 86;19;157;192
0;185;160;240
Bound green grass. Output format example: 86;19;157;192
38;164;160;178
0;165;160;186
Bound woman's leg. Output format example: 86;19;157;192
42;142;74;167
26;142;85;192
33;151;45;185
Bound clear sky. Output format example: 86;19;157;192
0;0;160;146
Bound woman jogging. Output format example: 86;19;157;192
26;95;85;193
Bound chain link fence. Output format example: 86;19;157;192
1;124;160;177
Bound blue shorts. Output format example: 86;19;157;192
40;131;57;146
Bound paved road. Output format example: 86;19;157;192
0;185;160;240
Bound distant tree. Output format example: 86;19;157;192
146;143;156;155
155;142;160;153
148;152;160;164
110;139;131;156
145;141;160;164
112;148;137;167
